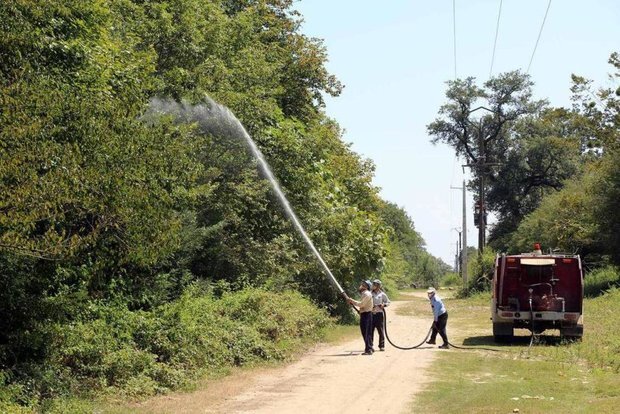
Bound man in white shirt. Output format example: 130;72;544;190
371;279;390;351
346;280;374;355
426;287;449;349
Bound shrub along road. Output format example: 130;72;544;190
127;293;441;413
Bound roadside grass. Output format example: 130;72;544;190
389;288;416;301
395;288;459;317
413;288;620;413
414;352;599;414
320;323;359;344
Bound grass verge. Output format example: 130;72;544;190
412;288;620;413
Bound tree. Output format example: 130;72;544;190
564;51;620;263
487;108;582;251
428;72;545;166
428;71;551;251
414;252;452;288
594;151;620;264
569;52;620;153
0;1;447;405
509;165;601;259
376;201;425;286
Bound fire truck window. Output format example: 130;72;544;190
524;265;552;281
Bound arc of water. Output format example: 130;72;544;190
149;97;346;295
236;123;346;294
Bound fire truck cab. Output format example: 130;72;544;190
491;245;584;342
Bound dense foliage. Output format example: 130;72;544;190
1;0;437;408
0;288;331;411
377;201;449;289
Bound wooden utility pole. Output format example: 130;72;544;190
463;106;500;255
451;181;468;288
477;121;486;253
461;180;468;288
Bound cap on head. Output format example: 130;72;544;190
362;280;372;290
372;279;382;287
427;287;436;294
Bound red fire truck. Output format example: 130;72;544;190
491;244;584;342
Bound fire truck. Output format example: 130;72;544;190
491;244;584;342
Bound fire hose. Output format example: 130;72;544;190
381;308;503;352
528;290;536;349
345;300;431;350
383;309;433;350
343;293;502;352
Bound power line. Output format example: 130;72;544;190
453;0;457;79
527;0;552;73
489;0;503;78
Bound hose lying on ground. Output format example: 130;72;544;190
382;308;503;352
383;315;433;350
528;297;536;349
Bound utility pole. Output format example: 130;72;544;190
451;227;461;275
453;242;457;273
461;180;467;288
450;181;468;288
463;106;500;255
477;120;486;253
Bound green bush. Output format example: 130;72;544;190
0;370;33;413
584;266;620;297
441;272;462;288
2;287;332;409
216;289;331;342
460;249;496;296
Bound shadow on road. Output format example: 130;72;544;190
461;334;571;347
320;351;365;357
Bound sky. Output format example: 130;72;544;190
293;0;620;266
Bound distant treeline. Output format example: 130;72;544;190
0;0;447;408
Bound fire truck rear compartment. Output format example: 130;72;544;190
492;255;583;341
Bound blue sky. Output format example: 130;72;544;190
294;0;620;265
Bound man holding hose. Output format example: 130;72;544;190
426;287;449;349
371;279;390;351
345;280;374;355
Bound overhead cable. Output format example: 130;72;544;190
453;0;457;79
527;0;552;73
489;0;503;78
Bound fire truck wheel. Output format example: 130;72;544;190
493;322;513;343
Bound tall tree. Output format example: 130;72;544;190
569;52;620;153
377;202;425;287
487;108;582;250
428;71;550;250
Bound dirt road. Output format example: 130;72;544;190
135;295;440;414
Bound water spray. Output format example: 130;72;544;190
148;97;345;296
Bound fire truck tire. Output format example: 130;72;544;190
493;322;513;343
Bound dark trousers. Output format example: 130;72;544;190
360;311;373;353
370;311;385;349
430;312;449;345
